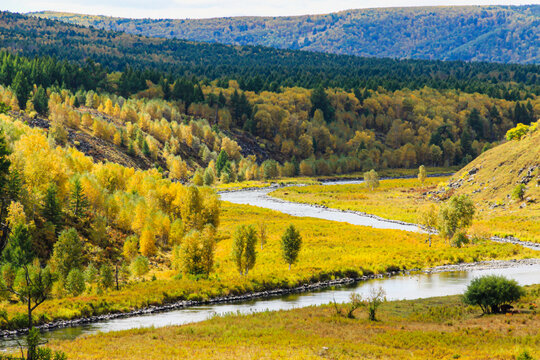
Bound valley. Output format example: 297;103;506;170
0;4;538;360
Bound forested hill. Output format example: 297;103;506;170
30;5;540;64
1;11;539;98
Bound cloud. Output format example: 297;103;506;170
2;0;534;19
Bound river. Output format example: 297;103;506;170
1;180;538;350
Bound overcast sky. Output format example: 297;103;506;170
3;0;538;19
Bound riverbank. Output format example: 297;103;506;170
46;283;540;360
3;257;539;340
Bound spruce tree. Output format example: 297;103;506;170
42;184;63;235
32;86;48;116
12;71;31;110
70;178;89;221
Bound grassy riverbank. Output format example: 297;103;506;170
271;177;540;242
271;176;447;224
2;201;534;331
46;285;540;359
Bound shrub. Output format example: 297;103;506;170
512;184;526;201
451;231;469;248
131;255;149;279
462;275;524;314
505;123;529;141
517;351;534;360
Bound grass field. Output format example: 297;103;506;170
2;201;534;330
46;285;540;359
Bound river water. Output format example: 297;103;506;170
1;180;538;349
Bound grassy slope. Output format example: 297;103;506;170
30;6;540;63
449;129;540;242
3;201;534;328
47;286;540;359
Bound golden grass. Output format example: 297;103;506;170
47;286;540;359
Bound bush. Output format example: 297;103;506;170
505;123;529;141
517;351;534;360
451;231;469;248
462;275;524;314
131;255;149;278
512;184;526;201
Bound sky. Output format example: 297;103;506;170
2;0;538;19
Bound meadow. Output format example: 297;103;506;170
46;285;540;359
1;201;534;330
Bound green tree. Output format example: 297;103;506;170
0;128;12;225
418;204;438;247
310;86;334;122
418;165;427;184
203;167;215;186
0;260;53;332
261;160;279;180
216;150;229;177
231;225;258;275
180;225;215;276
192;169;204;186
1;224;34;267
512;184;526;201
32;86;48;116
281;224;302;270
42;184;63;236
99;263;114;290
66;268;86;296
364;169;379;191
50;228;83;280
438;195;475;242
366;287;386;321
70;178;89;222
0;101;10;114
463;275;524;314
12;71;31;110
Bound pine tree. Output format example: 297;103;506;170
32;86;48;116
70;178;89;221
216;150;229;177
12;71;31;110
42;184;63;235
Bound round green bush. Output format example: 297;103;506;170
463;275;524;314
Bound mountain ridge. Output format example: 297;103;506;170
29;5;540;64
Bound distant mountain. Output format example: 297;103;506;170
3;11;539;97
30;5;540;64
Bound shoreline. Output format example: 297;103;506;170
2;257;539;339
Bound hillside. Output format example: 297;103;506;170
442;122;539;241
449;122;539;206
1;11;539;97
30;5;540;64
